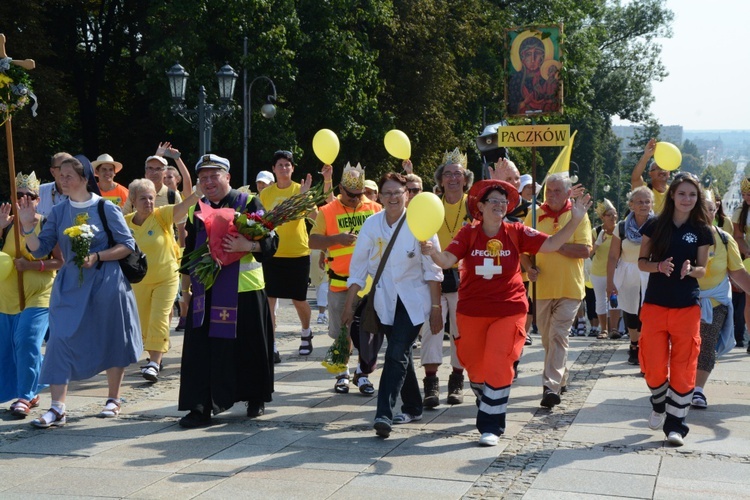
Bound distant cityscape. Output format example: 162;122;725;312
612;126;750;164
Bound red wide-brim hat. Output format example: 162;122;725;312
467;179;520;221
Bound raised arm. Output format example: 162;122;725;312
631;138;656;190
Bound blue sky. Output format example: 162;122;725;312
613;0;749;130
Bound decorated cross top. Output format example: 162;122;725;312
1;33;38;311
0;34;37;122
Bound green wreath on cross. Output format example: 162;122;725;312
0;61;35;125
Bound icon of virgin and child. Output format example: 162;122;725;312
507;28;562;116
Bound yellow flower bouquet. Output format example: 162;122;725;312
321;325;351;374
63;213;97;285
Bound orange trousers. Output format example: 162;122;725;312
639;303;701;394
455;313;527;390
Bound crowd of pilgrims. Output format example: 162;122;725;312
2;138;749;448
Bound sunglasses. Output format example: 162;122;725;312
17;192;38;200
341;186;363;199
407;187;422;195
274;150;294;160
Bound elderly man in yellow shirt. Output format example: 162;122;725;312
524;173;592;408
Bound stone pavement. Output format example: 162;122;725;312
2;298;750;499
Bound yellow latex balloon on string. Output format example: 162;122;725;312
0;252;13;281
653;142;682;171
312;129;340;165
384;130;411;160
406;192;445;241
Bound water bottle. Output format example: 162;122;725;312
609;293;618;309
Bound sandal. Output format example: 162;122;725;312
31;407;66;428
334;374;350;394
98;398;121;418
141;361;161;382
597;330;609;339
10;395;40;418
299;333;314;356
353;372;375;396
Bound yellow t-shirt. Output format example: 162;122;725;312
524;209;592;300
731;207;750;244
437;194;469;268
260;183;310;258
125;205;179;285
651;187;667;215
0;220;54;313
699;227;743;307
590;228;613;277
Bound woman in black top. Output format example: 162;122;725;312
637;173;713;447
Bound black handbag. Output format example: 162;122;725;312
359;215;407;334
97;199;148;284
441;267;460;293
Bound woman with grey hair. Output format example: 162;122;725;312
125;178;202;382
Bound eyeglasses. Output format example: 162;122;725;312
380;190;405;198
145;166;165;172
50;165;62;170
442;171;465;179
364;189;378;196
407;187;422;195
341;186;363;199
16;192;38;200
482;198;509;206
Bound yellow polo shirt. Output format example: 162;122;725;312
125;205;179;285
260;182;310;258
698;227;743;305
524;209;591;300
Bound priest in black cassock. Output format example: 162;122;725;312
178;154;277;428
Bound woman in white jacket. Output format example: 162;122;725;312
342;172;443;439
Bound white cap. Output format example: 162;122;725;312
195;154;230;172
518;174;541;194
145;155;168;167
256;170;275;184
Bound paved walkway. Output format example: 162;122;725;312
2;298;750;499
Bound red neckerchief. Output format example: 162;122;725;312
538;199;572;223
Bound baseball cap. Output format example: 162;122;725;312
256;170;274;184
145;155;168;167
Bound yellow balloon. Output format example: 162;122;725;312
653;142;682;171
406;192;445;241
0;252;12;281
312;129;340;165
384;129;411;160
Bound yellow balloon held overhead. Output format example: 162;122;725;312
406;192;444;242
653;142;682;171
312;129;340;165
384;129;411;160
0;252;12;281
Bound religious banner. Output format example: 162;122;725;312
505;25;563;117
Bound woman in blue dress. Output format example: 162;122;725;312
18;156;142;428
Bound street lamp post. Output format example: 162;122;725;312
166;62;238;156
242;76;277;186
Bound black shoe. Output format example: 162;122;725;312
560;385;567;394
628;346;640;365
246;401;265;418
423;376;440;408
540;387;561;408
374;418;391;438
179;410;211;428
525;335;532;346
273;351;281;364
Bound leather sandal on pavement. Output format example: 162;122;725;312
597;330;609;339
31;407;66;428
299;333;314;356
334;374;350;394
98;398;121;418
353;372;375;396
10;395;40;418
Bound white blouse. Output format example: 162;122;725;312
348;211;443;327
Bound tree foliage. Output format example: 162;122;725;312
0;0;674;200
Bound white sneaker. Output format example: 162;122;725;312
648;410;666;430
667;431;684;446
478;433;499;446
317;313;328;324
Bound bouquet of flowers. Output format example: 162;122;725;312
181;183;330;289
63;213;97;285
321;326;351;374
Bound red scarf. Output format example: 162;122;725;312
538;199;572;223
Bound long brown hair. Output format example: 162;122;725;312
648;174;712;261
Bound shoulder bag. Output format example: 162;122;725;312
97;199;148;283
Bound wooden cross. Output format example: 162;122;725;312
0;34;35;70
1;33;35;310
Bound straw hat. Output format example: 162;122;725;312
91;153;123;174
